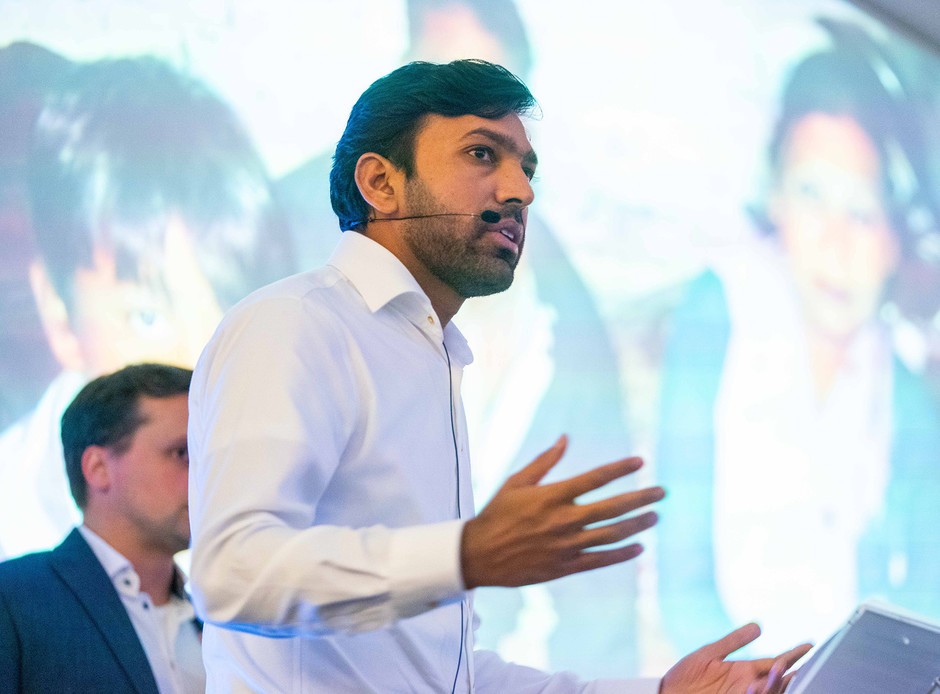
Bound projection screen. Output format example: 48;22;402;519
2;0;940;677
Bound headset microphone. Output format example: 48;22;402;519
368;210;503;224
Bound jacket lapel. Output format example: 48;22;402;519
50;529;160;694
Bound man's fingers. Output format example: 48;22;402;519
757;653;805;694
739;642;812;692
573;511;658;550
503;440;651;509
700;622;763;660
763;660;784;693
774;642;813;670
504;435;568;487
576;487;666;525
545;456;645;501
563;543;645;576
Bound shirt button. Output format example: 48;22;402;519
427;316;434;324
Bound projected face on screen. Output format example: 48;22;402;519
2;0;940;682
771;112;900;342
655;14;940;667
31;218;224;377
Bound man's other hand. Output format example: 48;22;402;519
661;623;813;694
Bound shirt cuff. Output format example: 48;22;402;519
388;518;466;606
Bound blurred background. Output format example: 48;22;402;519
3;0;940;678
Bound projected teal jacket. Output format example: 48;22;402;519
655;269;940;655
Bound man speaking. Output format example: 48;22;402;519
187;59;809;692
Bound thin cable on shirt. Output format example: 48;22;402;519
444;342;466;693
443;342;462;519
451;601;466;694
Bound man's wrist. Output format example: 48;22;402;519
459;517;481;590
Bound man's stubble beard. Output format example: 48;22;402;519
401;177;521;298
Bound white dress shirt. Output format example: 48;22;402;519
79;526;205;694
188;231;658;693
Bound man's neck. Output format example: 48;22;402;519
83;519;178;606
361;226;465;327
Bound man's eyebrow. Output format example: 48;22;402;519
462;127;539;167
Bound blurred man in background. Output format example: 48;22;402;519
0;363;203;693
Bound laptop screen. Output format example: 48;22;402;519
788;604;940;694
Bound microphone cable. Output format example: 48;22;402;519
445;342;468;694
367;210;502;224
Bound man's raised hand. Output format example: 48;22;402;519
461;435;665;589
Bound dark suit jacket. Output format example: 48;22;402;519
0;528;160;694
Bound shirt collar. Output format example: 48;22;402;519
327;232;473;367
328;231;428;315
78;524;189;600
79;524;136;587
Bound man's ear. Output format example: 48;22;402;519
354;152;404;220
29;260;84;372
81;445;112;497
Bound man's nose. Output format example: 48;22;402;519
496;162;535;208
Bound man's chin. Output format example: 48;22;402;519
461;270;515;297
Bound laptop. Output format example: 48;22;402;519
786;601;940;694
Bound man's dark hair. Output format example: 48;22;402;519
329;59;537;231
61;363;192;509
28;56;294;311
